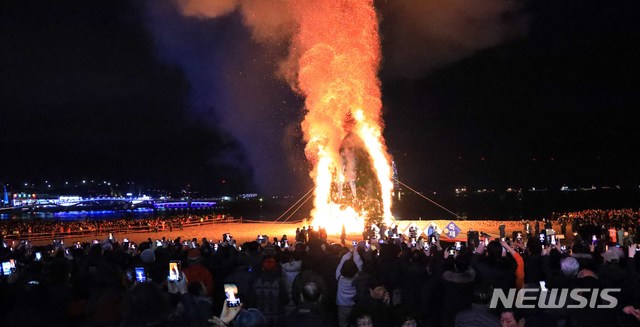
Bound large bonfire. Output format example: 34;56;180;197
176;0;395;234
286;0;394;234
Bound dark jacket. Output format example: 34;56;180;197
441;268;476;327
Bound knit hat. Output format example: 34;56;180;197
140;248;155;264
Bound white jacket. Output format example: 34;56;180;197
335;251;362;306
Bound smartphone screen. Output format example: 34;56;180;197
9;259;16;268
168;261;181;281
35;252;42;261
224;283;240;307
550;235;556;245
109;233;114;240
455;241;462;251
352;241;358;247
592;235;597;244
135;266;147;283
448;248;455;256
2;262;11;275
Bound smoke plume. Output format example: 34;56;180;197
176;0;528;80
375;0;529;78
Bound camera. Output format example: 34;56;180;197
168;261;181;281
224;283;241;307
1;261;12;276
135;266;147;283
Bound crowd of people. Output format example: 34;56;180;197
0;214;225;239
1;209;640;326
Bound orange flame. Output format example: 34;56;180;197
286;0;394;234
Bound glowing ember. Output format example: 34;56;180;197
286;0;394;234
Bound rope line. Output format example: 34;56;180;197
393;178;465;220
273;186;315;222
282;189;315;223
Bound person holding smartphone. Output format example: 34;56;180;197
336;246;363;327
500;239;524;290
472;240;518;293
440;247;476;327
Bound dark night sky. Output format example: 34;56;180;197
1;0;639;196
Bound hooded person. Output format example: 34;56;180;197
139;248;166;285
441;248;476;327
253;256;289;326
280;250;303;313
225;251;257;307
183;249;214;296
